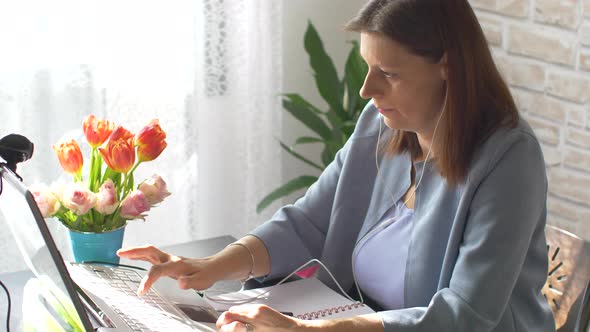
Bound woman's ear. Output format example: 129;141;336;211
439;53;448;81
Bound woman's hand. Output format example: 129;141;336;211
216;304;305;332
117;245;221;295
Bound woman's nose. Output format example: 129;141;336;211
359;70;383;100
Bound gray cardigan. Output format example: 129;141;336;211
250;101;556;332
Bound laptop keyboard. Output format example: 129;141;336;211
68;263;198;331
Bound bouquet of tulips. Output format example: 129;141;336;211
31;115;171;233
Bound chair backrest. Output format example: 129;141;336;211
543;225;590;331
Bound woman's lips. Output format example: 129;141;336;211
378;108;394;114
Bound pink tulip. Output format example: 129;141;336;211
30;185;61;217
120;190;150;219
95;179;118;214
50;183;66;202
138;175;171;205
61;184;97;215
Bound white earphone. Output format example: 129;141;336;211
374;85;448;206
349;87;449;304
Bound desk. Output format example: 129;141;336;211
0;235;241;331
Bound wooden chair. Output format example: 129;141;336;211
543;225;590;332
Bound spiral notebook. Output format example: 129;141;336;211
205;278;375;320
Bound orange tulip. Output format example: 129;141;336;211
99;138;135;173
135;119;167;162
53;139;84;175
109;126;135;142
82;115;114;148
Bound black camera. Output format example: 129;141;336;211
0;134;34;174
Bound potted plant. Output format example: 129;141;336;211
31;115;171;264
257;21;369;213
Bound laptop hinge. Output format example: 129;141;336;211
73;281;114;328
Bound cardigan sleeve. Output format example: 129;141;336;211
248;135;351;281
249;101;379;281
378;131;550;331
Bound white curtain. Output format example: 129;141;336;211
0;0;283;272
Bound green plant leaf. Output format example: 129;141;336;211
304;21;347;121
279;140;324;171
357;97;370;116
340;120;357;138
259;21;367;214
294;136;324;145
356;99;370;113
325;111;345;145
256;175;318;213
344;40;368;117
284;93;324;115
283;98;333;141
324;106;344;125
321;145;337;167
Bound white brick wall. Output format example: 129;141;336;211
535;0;581;29
470;0;590;239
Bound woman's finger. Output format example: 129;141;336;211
224;309;253;322
138;260;196;295
116;245;170;264
217;320;247;332
220;304;301;331
216;311;253;330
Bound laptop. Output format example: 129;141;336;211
0;160;223;331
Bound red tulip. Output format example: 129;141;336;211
53;139;83;175
99;138;135;173
136;119;167;162
109;126;134;142
82;115;114;148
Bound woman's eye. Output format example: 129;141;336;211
380;69;397;78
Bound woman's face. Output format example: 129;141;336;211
359;32;447;138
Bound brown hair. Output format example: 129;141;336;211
346;0;518;185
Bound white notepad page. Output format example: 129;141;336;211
205;278;375;320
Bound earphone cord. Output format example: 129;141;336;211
205;92;449;309
0;279;11;332
204;259;359;305
374;89;448;206
359;90;448;302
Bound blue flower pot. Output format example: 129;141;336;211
68;226;126;265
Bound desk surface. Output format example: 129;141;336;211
0;235;239;331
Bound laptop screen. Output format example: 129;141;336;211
0;164;94;331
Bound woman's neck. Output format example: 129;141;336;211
415;133;434;162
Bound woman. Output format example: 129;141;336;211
119;0;556;331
